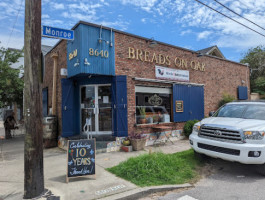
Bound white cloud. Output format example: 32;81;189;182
121;0;157;12
118;0;265;50
197;31;212;40
180;29;192;36
42;14;50;19
0;34;24;49
50;3;65;10
42;19;64;26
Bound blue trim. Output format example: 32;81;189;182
67;24;115;78
238;86;248;100
61;79;77;137
112;75;128;137
173;84;204;122
42;88;48;117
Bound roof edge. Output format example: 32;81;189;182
45;21;248;68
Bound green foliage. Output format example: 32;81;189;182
218;93;235;108
138;106;146;119
107;149;203;187
183;120;199;137
240;46;265;94
0;44;24;108
253;77;265;95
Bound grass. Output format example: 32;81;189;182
106;149;204;187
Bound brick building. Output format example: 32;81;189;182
43;21;250;143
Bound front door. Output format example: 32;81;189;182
80;85;112;135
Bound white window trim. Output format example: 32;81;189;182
135;86;172;94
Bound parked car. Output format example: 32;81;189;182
189;101;265;174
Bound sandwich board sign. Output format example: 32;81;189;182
66;139;96;183
42;25;74;40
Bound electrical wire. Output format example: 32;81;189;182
193;0;265;38
6;0;24;48
214;0;265;32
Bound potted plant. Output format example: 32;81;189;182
129;132;146;151
153;114;159;123
138;106;147;124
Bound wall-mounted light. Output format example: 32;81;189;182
98;25;113;47
84;58;90;66
74;59;79;67
147;37;158;48
197;53;204;57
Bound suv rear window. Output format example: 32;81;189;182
213;104;265;120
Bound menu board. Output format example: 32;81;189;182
67;139;96;182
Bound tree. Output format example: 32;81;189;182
0;45;24;108
240;46;265;94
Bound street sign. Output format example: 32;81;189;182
42;25;74;40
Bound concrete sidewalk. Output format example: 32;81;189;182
0;122;191;200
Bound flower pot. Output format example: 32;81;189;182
147;117;153;124
130;138;146;151
139;118;147;124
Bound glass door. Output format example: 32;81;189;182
81;86;96;133
98;86;112;132
80;85;112;135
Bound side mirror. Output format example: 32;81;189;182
209;111;215;117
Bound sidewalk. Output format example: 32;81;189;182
0;122;191;200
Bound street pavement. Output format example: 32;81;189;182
0;121;191;200
141;157;265;200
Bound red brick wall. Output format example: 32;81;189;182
42;29;250;137
43;40;67;136
114;32;250;134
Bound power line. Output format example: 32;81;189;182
6;0;24;48
214;0;265;32
193;0;265;38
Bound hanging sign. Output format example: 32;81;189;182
42;25;74;40
176;101;184;112
66;139;96;183
156;65;189;82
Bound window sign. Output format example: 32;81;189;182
148;94;163;106
156;65;189;82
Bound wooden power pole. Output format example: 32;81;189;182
24;0;44;198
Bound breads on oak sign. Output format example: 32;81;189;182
127;47;206;72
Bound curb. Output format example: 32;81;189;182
98;183;193;200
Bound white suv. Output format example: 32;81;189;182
189;101;265;174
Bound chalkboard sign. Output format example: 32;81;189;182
66;139;96;182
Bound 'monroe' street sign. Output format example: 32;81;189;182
66;139;96;182
42;25;74;40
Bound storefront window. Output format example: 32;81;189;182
135;91;171;124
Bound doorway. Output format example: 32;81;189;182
80;85;112;135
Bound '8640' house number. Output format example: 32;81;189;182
89;48;109;58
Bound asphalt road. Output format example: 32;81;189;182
142;158;265;200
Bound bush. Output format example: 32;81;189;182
183;120;199;137
218;93;235;107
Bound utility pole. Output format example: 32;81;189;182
24;0;44;198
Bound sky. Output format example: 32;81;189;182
1;0;265;62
